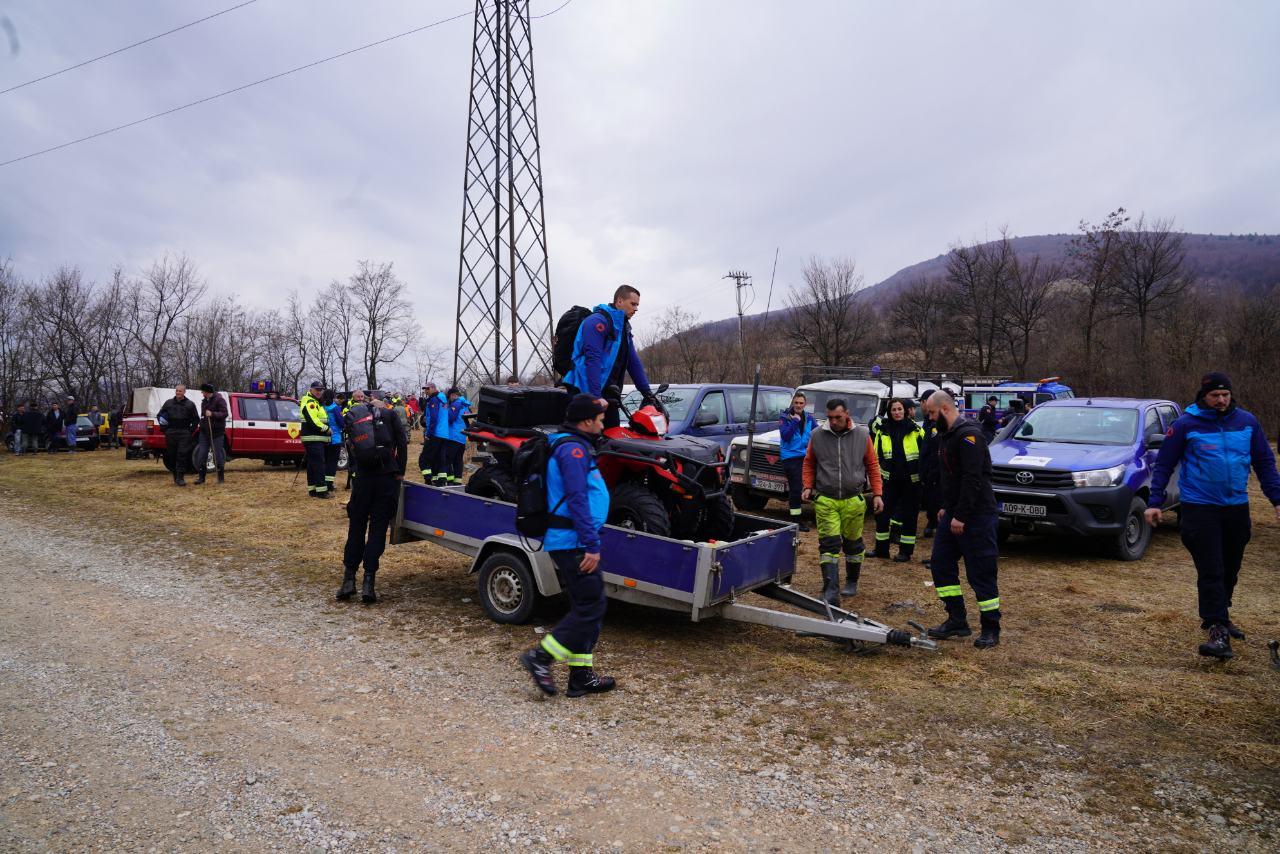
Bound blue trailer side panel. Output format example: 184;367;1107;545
598;528;700;594
709;530;796;602
402;486;516;542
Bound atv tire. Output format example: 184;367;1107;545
466;463;518;503
608;482;671;537
697;494;736;542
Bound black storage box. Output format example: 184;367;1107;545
476;385;568;428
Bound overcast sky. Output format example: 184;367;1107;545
2;0;1277;350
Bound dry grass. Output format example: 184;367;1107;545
3;441;1279;829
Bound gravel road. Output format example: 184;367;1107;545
0;494;1272;852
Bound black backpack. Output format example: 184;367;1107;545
513;432;581;539
552;306;614;380
347;405;394;470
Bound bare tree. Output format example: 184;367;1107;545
347;260;416;389
785;256;874;367
128;253;207;385
888;277;952;369
281;291;310;395
1000;254;1063;377
1066;208;1128;393
657;306;706;382
945;231;1015;374
1113;216;1192;394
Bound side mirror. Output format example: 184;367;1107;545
656;383;670;394
693;410;719;428
1146;433;1164;449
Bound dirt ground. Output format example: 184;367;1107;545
1;443;1278;852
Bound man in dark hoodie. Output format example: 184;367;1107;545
1146;372;1280;660
194;383;229;484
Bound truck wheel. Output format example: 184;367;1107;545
731;485;769;513
1113;496;1152;561
465;463;517;502
696;494;736;542
476;551;540;624
608;482;671;537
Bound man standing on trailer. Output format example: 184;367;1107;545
801;398;884;604
561;285;656;428
520;394;616;698
1145;372;1280;660
299;380;333;498
923;389;1002;648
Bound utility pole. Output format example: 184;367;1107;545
724;270;752;379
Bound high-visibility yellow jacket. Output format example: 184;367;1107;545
299;392;331;442
875;422;925;482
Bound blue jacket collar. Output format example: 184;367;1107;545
594;303;625;332
1186;402;1236;421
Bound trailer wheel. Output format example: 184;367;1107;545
1112;496;1151;561
476;551;539;624
697;494;736;541
731;485;769;513
608;482;671;537
466;463;517;502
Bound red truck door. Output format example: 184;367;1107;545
230;395;275;455
269;397;305;458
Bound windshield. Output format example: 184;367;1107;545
622;388;695;423
275;400;302;421
1014;406;1137;446
804;392;879;426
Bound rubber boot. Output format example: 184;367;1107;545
336;566;357;601
360;570;377;604
195;470;206;485
174;472;187;487
1198;624;1233;660
217;469;225;484
820;561;841;606
927;598;972;639
974;614;1001;649
893;545;914;563
520;648;558;696
840;560;861;598
566;667;616;698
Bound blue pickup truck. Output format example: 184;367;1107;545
621;383;794;451
989;397;1182;560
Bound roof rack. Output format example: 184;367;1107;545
799;365;967;391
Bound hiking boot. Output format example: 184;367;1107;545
336;566;357;601
872;542;891;560
820;563;841;606
840;562;861;598
797;522;811;533
566;667;616;698
1226;622;1245;641
927;616;972;639
174;476;187;487
973;626;1001;649
1198;624;1233;660
892;550;913;563
195;472;206;485
360;571;377;604
520;648;558;696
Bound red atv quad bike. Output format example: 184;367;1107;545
464;385;735;541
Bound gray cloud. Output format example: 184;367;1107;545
2;0;1277;348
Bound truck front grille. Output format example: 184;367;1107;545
992;466;1074;489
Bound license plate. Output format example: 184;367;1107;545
1002;502;1046;517
751;477;787;493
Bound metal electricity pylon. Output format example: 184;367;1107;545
452;0;553;386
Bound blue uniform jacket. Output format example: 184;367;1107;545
323;403;343;445
446;397;471;445
562;303;652;399
433;394;455;441
1150;402;1280;508
543;430;609;552
423;392;446;436
777;410;816;460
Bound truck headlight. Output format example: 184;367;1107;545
735;447;749;464
1072;464;1126;488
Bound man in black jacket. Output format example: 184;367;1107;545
44;403;65;453
922;390;1002;648
195;383;229;484
158;386;199;486
338;394;408;604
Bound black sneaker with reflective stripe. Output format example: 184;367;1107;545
520;649;558;696
1198;624;1233;660
566;667;616;698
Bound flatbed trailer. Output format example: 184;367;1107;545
391;482;937;652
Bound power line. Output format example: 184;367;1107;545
532;0;576;18
0;1;261;97
0;7;477;168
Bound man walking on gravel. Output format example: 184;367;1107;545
1146;372;1280;660
520;394;617;698
158;386;198;486
923;389;1002;649
338;393;408;603
801;398;883;605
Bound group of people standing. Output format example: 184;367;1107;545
416;382;472;487
8;397;117;454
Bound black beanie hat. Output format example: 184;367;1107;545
1196;371;1231;402
200;382;215;393
565;393;606;423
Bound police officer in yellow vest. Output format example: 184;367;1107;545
300;380;333;499
873;398;926;562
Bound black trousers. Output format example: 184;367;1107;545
929;512;1000;626
441;439;465;483
876;477;921;554
195;429;226;472
323;443;340;491
541;549;607;665
304;441;328;493
343;473;399;574
164;429;193;477
1179;502;1252;627
782;456;804;515
418;435;443;480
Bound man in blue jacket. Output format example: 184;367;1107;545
777;391;816;531
439;388;471;485
1146;372;1280;660
561;285;655;428
417;382;446;484
520;394;616;698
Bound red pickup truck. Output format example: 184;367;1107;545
122;389;331;471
